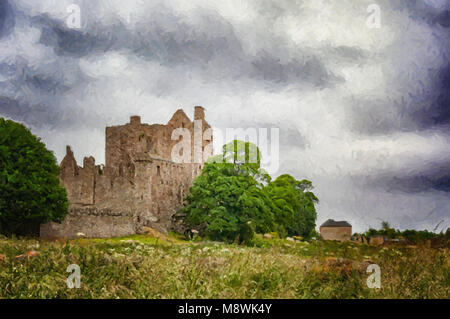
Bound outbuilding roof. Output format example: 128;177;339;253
320;219;352;228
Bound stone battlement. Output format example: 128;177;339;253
40;107;212;238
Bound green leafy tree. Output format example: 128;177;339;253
266;174;318;238
0;118;68;235
207;140;270;184
183;162;275;243
183;140;277;243
182;140;319;243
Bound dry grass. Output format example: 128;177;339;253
0;235;448;299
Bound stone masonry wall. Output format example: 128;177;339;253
40;208;136;239
320;226;352;242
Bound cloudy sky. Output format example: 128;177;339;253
0;0;449;233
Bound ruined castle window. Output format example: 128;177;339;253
157;165;161;177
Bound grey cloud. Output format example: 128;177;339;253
412;63;450;129
346;98;419;135
0;53;88;129
253;0;305;21
28;4;340;90
346;61;450;136
1;0;449;233
401;1;450;28
0;0;15;39
0;96;60;129
221;119;309;150
250;53;342;88
327;46;367;63
435;10;450;27
0;95;104;130
10;57;73;95
359;160;450;194
32;14;120;58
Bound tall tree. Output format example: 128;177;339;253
183;141;275;243
0;118;68;235
266;174;318;238
181;140;319;243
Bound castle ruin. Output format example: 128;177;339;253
40;106;212;238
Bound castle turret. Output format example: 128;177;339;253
60;145;79;177
130;115;141;125
83;156;95;171
194;106;205;120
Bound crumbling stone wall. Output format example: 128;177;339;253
40;107;211;238
40;208;136;238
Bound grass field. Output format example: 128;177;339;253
0;233;448;299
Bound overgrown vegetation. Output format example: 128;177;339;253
0;235;447;298
0;119;68;236
180;140;318;243
356;221;450;244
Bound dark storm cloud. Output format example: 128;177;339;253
345;98;414;135
400;0;450;27
8;57;72;95
329;46;366;63
364;161;450;194
386;173;450;193
0;0;448;232
0;0;347;137
435;10;450;27
411;63;450;129
27;4;340;90
0;95;104;130
0;0;15;39
0;96;60;128
33;14;119;58
250;54;341;87
347;1;450;135
2;0;447;140
347;61;450;136
0;53;88;129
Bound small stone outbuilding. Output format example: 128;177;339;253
320;219;352;242
369;235;386;246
